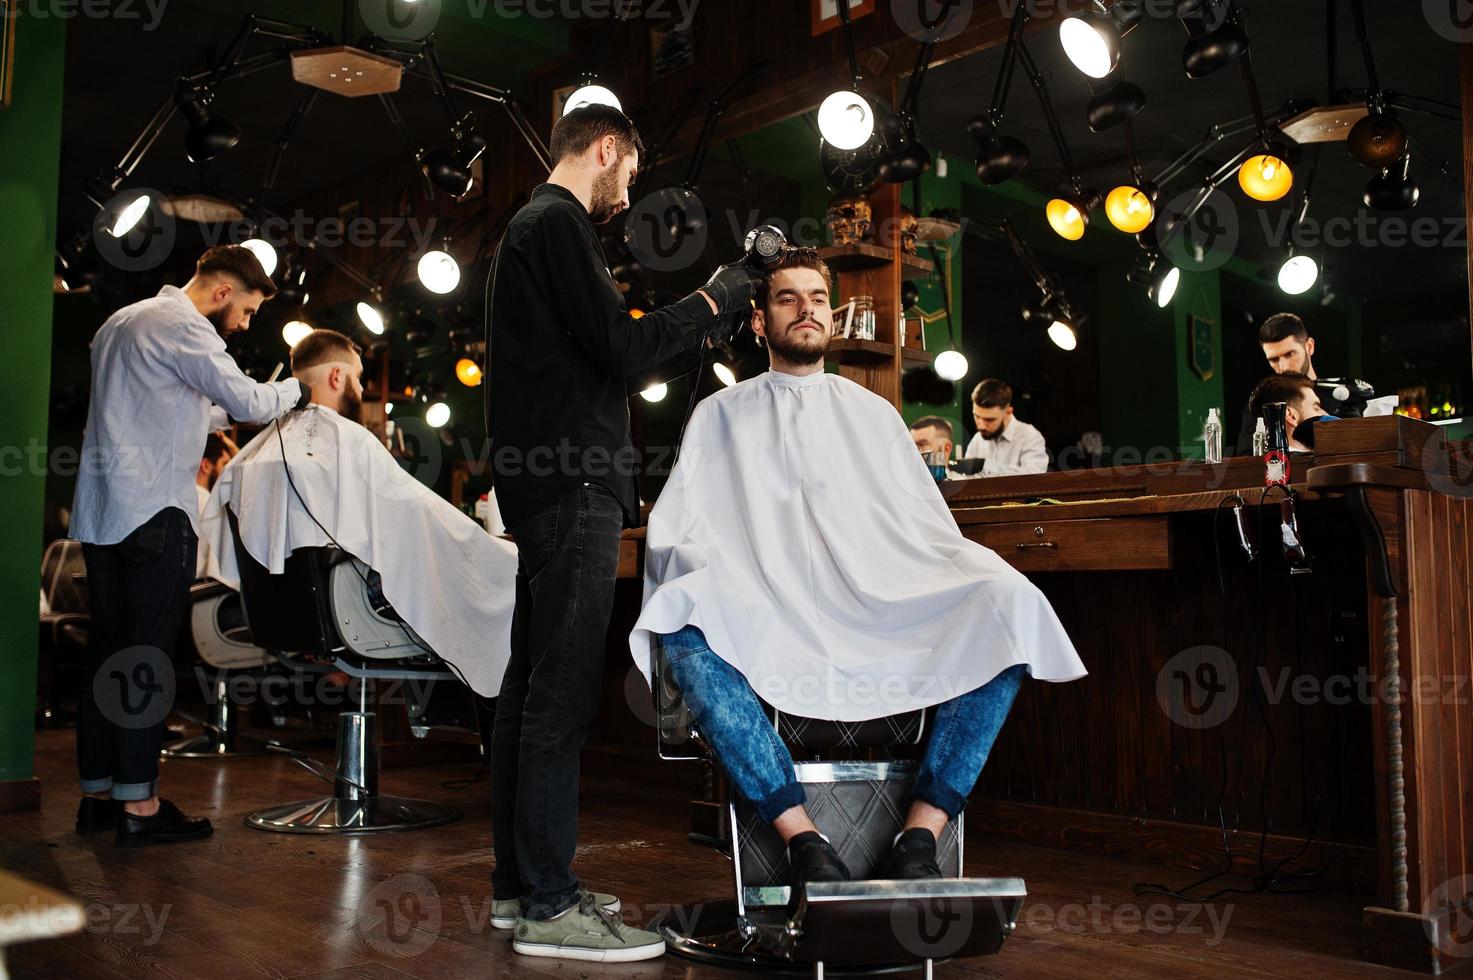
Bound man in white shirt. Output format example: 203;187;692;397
71;245;309;847
962;378;1049;476
631;250;1084;897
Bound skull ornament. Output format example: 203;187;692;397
825;194;874;247
899;206;919;255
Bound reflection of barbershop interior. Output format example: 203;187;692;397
5;1;1473;976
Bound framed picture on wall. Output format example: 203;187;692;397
811;0;873;36
0;1;15;109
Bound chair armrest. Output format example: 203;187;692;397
189;580;235;602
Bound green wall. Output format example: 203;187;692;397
0;12;66;787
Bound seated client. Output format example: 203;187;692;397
631;249;1087;891
201;328;517;698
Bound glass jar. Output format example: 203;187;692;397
850;295;876;341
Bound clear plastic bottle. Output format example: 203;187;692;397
1203;407;1223;464
1252;417;1268;456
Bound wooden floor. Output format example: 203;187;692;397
1;726;1420;979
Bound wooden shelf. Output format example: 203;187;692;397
817;243;893;272
820;243;937;277
900;251;938;276
901;346;936;367
826;339;895;365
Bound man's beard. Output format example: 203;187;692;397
340;386;362;424
588;164;621;224
207;308;230;337
766;316;829;366
981;427;1004;441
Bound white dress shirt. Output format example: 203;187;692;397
963;417;1049;476
71;286;303;546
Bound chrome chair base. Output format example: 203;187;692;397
162;675;266;758
161;731;268;759
245;796;461;834
651;901;918;976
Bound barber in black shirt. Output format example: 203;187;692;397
485;105;756;955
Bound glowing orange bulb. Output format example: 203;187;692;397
629;308;646;319
1105;185;1154;234
455;358;483;387
1046;198;1087;241
1238;154;1293;202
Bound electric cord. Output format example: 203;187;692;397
271;415;476;698
1134;490;1348;901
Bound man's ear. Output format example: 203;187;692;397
751;308;766;340
1304;336;1316;360
212;280;233;307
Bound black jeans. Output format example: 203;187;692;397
491;481;624;919
78;507;196;802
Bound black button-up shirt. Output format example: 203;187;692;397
487;183;713;530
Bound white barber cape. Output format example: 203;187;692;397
201;405;516;698
630;370;1086;722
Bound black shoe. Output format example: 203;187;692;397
787;831;850;911
115;800;213;848
877;828;944;880
76;797;121;834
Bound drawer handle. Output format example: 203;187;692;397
1015;542;1058;551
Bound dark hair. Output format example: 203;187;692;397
549;105;644;165
196;245;277;298
971;378;1013;409
910;415;954;441
203;432;231;464
1258;312;1308;345
1250;372;1315;416
755;247;834;309
290;328;361;373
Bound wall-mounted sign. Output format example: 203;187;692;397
1189;314;1215;381
811;0;873;36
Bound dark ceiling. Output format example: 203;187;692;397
918;2;1466;303
58;0;569;238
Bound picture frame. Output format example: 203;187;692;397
1189;314;1215;382
0;1;15;110
811;0;873;37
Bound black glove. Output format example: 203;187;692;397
700;261;761;316
294;380;312;411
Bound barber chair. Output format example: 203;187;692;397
161;579;277;759
227;510;462;834
647;646;1026;976
37;539;90;725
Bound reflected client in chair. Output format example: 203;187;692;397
200;328;518;700
631;249;1087;895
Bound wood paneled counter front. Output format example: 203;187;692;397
616;416;1471;973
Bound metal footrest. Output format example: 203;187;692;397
655;878;1025;974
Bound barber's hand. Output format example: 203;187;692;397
699;261;761;316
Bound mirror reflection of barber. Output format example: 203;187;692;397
962;379;1049;476
1234;313;1371;455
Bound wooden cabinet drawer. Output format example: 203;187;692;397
964;516;1171;572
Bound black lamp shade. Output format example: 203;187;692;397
1347;113;1409;170
1086;81;1147;132
1363;158;1420;212
975;134;1030;185
879;141;932;183
185;115;241;164
1182;22;1250;78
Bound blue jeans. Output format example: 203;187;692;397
661;625;1025;824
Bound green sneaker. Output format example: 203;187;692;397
511;892;664;962
491;890;619;930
